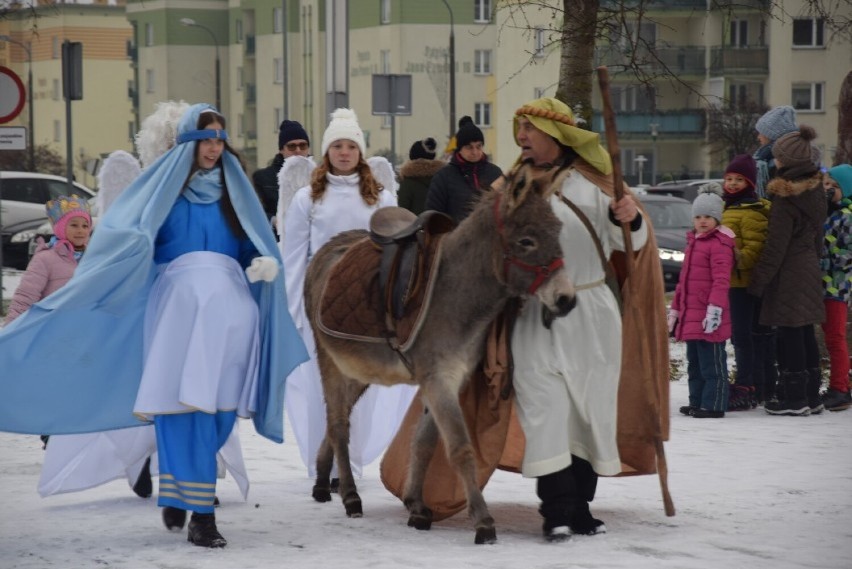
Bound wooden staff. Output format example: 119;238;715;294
596;66;635;276
597;65;676;517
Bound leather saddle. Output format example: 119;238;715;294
369;207;455;325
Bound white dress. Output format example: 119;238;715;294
511;170;648;478
282;172;418;477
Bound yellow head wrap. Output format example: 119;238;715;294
513;97;613;176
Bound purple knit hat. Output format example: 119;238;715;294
724;154;757;189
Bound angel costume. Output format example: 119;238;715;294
281;167;418;477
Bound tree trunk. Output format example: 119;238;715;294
835;70;852;166
555;0;599;127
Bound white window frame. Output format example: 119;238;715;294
792;82;824;112
273;7;283;33
145;23;154;47
381;0;391;24
474;103;491;128
145;69;155;93
236;20;243;43
730;19;748;47
534;27;545;58
792;18;824;48
474;0;492;23
53;119;61;143
474;49;492;75
273;58;284;84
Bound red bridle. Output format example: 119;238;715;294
493;193;564;295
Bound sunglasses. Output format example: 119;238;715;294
285;142;309;151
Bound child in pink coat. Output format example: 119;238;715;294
4;195;92;325
668;189;736;418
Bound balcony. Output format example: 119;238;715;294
591;110;705;140
710;46;768;75
602;0;769;9
595;45;706;76
245;83;256;105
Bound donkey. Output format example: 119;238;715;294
303;166;576;544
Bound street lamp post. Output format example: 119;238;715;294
634;154;648;186
440;0;456;143
179;18;221;112
0;35;35;171
649;122;659;186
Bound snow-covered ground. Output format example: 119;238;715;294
1;371;850;568
2;267;851;568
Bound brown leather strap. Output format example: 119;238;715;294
558;194;609;277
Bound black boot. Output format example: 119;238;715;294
162;506;187;531
765;371;810;416
807;368;824;415
536;467;572;542
568;457;606;536
187;512;227;548
132;457;152;498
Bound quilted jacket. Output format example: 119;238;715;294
671;225;736;342
4;239;79;324
748;167;827;327
722;197;771;288
820;198;852;303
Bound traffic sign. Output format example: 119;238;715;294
0;126;26;149
0;65;26;124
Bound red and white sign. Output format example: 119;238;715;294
0;66;26;124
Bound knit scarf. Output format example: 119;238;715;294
183;166;224;204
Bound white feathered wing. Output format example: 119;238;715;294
277;155;317;250
96;150;141;215
367;155;399;198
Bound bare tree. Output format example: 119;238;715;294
835;70;852;166
0;144;65;175
706;101;769;160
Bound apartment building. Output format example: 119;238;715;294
1;0;135;186
493;0;847;183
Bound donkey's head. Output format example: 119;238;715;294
493;165;575;319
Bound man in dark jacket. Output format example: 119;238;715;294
252;120;311;227
425;116;503;224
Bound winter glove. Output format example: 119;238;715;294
702;305;723;334
667;309;679;335
245;256;279;283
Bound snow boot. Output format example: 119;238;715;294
679;405;697;416
187;512;227;548
162;506;187;531
821;388;852;412
765;371;810;416
807;368;824;415
728;385;753;411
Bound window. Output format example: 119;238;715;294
236;20;243;43
145;23;154;47
273;8;283;33
128;121;136;141
236;66;243;90
474;103;491;127
534;28;545;58
534;87;547;99
474;50;492;74
146;69;155;93
274;108;284;133
730;20;748;47
127;79;134;99
53;120;61;143
381;0;391;24
792;18;824;47
274;58;284;84
611;85;654;112
238;113;245;136
792;82;824;112
474;0;492;23
52;36;60;59
52;79;60;101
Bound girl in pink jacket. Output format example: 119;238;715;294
4;195;92;325
668;189;736;418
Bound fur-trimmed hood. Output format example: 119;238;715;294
399;158;445;180
766;171;822;198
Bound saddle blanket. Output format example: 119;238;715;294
317;234;445;351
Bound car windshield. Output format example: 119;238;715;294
642;200;693;230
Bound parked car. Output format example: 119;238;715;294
637;193;692;291
644;179;723;203
1;172;95;269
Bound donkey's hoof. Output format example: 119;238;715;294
406;508;433;531
344;499;363;518
474;527;497;545
312;485;332;503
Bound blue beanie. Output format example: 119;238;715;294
755;106;798;142
828;164;852;199
278;120;310;150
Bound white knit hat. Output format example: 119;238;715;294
321;108;366;157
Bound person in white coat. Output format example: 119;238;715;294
508;98;648;542
281;108;417;480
